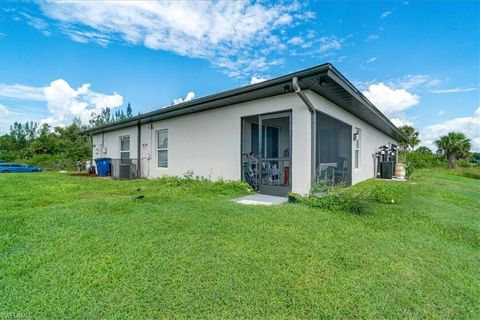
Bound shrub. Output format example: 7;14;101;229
292;180;399;214
303;190;372;214
351;183;398;204
457;159;473;168
287;192;303;203
20;154;74;171
154;175;253;195
451;167;480;180
407;147;445;169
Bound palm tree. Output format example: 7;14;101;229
435;132;471;168
398;125;420;151
397;125;420;163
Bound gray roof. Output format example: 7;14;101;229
84;63;406;141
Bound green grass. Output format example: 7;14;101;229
0;169;479;318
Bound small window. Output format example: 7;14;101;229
157;129;168;168
120;136;130;160
354;128;361;169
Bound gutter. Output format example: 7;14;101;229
292;76;316;189
137;121;141;177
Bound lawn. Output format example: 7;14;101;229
0;169;479;318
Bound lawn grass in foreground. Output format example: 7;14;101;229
0;169;479;318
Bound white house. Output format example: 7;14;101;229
85;64;405;196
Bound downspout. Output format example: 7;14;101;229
89;134;93;163
292;76;316;189
137;121;141;178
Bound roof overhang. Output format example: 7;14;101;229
83;63;406;142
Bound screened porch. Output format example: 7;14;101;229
315;112;352;187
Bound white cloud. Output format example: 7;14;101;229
1;80;123;128
427;79;441;87
42;79;123;127
437;110;445;116
363;82;419;116
0;104;9;133
172;91;195;105
390;117;413;127
366;57;377;64
387;74;433;90
250;76;267;84
288;36;304;45
0;83;46;101
430;87;477;94
0;103;41;134
380;11;392;19
365;34;379;42
37;1;306;78
19;12;51;36
0;104;8;117
421;107;480;151
319;36;341;52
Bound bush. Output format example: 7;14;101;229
291;180;399;214
303;190;372;214
407;148;445;169
457;159;473;168
18;154;75;171
450;167;480;180
351;183;398;204
154;175;254;195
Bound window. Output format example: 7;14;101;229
354;128;361;169
120;136;130;161
157;129;168;168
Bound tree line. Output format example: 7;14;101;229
0;104;134;170
397;125;478;174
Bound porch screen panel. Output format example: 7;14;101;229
316;113;352;186
251;123;259;155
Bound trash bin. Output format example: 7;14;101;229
380;161;394;179
94;158;112;176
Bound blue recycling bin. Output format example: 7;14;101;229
95;158;111;176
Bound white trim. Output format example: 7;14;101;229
354;127;361;170
156;129;168;168
119;135;130;159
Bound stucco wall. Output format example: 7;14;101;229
305;90;397;184
94;93;312;194
92;90;397;193
92;126;138;160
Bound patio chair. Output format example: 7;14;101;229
270;163;282;186
315;162;337;184
334;160;349;184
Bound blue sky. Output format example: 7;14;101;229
0;0;479;150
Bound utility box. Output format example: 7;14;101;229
111;159;138;179
380;161;394;179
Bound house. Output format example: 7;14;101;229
85;64;405;196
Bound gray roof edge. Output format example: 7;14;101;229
83;63;406;142
325;67;407;141
83;63;332;135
